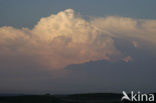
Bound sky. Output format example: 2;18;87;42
0;0;156;94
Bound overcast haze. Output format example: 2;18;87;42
0;0;156;94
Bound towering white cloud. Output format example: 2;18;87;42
0;9;156;69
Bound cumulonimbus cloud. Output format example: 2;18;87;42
0;9;156;69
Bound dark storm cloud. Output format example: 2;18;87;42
0;9;156;93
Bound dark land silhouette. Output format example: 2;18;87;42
0;93;154;103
